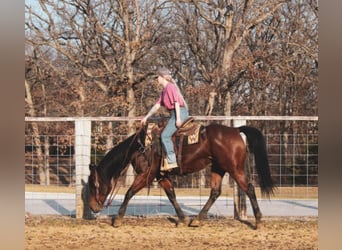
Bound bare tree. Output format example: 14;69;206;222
172;0;288;119
25;0;178;184
239;0;318;118
25;52;52;185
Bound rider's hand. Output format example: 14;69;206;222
141;116;148;126
176;119;182;128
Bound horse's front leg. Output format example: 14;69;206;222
158;177;189;227
113;174;153;227
112;189;134;227
189;171;223;227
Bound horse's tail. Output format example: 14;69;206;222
239;126;275;198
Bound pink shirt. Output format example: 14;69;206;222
156;82;185;110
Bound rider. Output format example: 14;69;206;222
141;68;189;171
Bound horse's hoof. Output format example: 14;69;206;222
113;218;122;228
177;217;190;227
177;221;187;227
189;218;200;227
255;221;263;230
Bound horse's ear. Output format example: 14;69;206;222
89;164;96;171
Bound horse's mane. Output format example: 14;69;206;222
100;134;135;164
96;129;146;179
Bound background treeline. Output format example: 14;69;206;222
25;0;318;186
25;0;318;120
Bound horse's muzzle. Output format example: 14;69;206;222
89;198;104;213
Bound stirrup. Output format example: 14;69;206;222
160;159;179;171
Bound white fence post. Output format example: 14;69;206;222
233;118;247;220
75;119;92;219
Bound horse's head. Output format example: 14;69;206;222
87;163;112;213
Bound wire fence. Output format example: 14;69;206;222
25;116;318;217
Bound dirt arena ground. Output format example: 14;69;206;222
25;215;317;250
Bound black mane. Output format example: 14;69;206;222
96;129;146;180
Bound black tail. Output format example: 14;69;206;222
239;126;275;198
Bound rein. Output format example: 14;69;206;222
93;165;130;209
104;165;130;208
93;126;149;208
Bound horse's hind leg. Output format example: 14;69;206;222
158;177;189;226
246;182;263;228
233;174;263;229
189;171;224;227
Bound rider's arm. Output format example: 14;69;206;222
142;103;160;125
174;102;182;128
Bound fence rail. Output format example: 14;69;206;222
25;116;318;218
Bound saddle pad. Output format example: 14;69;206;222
187;125;200;144
144;123;156;146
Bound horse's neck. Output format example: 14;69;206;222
98;130;144;181
102;154;127;180
102;138;139;179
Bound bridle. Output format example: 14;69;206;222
93;168;100;204
136;126;151;154
92;167;122;209
92;126;150;208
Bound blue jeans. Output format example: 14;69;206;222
161;107;189;164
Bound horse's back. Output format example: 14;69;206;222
205;123;242;139
205;123;246;158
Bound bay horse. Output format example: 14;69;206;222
88;122;275;229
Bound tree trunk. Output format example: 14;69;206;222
41;84;50;185
25;80;47;185
106;122;114;152
44;136;50;185
205;91;217;116
224;92;232;127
